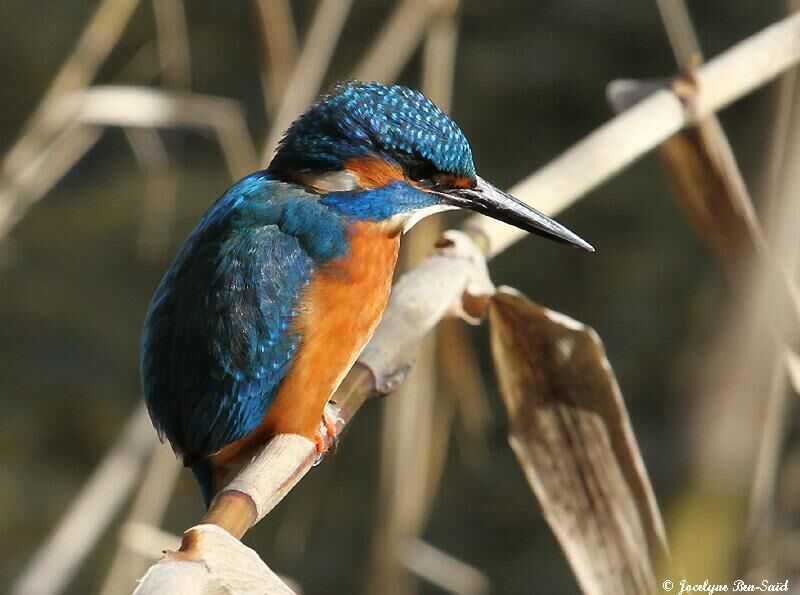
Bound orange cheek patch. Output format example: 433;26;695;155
345;157;405;188
435;174;473;189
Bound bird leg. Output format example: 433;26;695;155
313;402;342;462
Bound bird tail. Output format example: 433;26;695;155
190;460;215;508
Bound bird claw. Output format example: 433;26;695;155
313;404;341;465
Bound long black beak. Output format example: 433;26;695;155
438;176;594;251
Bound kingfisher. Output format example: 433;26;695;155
141;81;592;505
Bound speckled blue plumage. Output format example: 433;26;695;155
141;173;332;468
270;81;476;181
141;82;479;504
140;172;438;500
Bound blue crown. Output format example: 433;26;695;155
269;81;476;181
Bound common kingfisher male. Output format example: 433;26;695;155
141;81;593;505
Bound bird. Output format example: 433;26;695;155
140;81;593;506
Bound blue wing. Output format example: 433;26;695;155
140;172;347;463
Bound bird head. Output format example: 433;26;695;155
267;81;593;251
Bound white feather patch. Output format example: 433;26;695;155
298;170;360;193
400;203;459;233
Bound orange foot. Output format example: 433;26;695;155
313;405;341;463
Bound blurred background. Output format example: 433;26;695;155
1;1;796;593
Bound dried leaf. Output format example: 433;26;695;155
656;119;762;282
488;288;668;595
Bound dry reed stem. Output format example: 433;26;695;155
760;61;800;239
367;225;444;595
664;46;800;583
1;0;141;178
439;318;493;468
367;13;462;589
255;0;299;118
351;0;445;82
653;0;763;280
368;339;441;595
138;524;297;595
0;86;260;243
636;4;799;581
402;538;489;595
744;355;792;549
0;29;167;242
98;443;182;595
261;0;353;161
10;407;156;595
124;127;179;263
51;86;258;178
0;121;102;240
654;121;763;281
133;16;800;591
655;0;703;69
741;3;800;575
135;231;488;592
420;0;459;109
151;0;191;90
465;12;800;258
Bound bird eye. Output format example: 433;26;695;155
407;162;436;183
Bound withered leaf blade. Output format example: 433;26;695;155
656;120;762;283
488;288;669;595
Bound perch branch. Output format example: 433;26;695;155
135;13;800;592
137;525;296;595
202;230;489;538
134;232;488;594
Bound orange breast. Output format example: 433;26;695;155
211;221;400;468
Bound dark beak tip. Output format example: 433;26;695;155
441;176;596;253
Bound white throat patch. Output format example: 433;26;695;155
397;203;459;233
